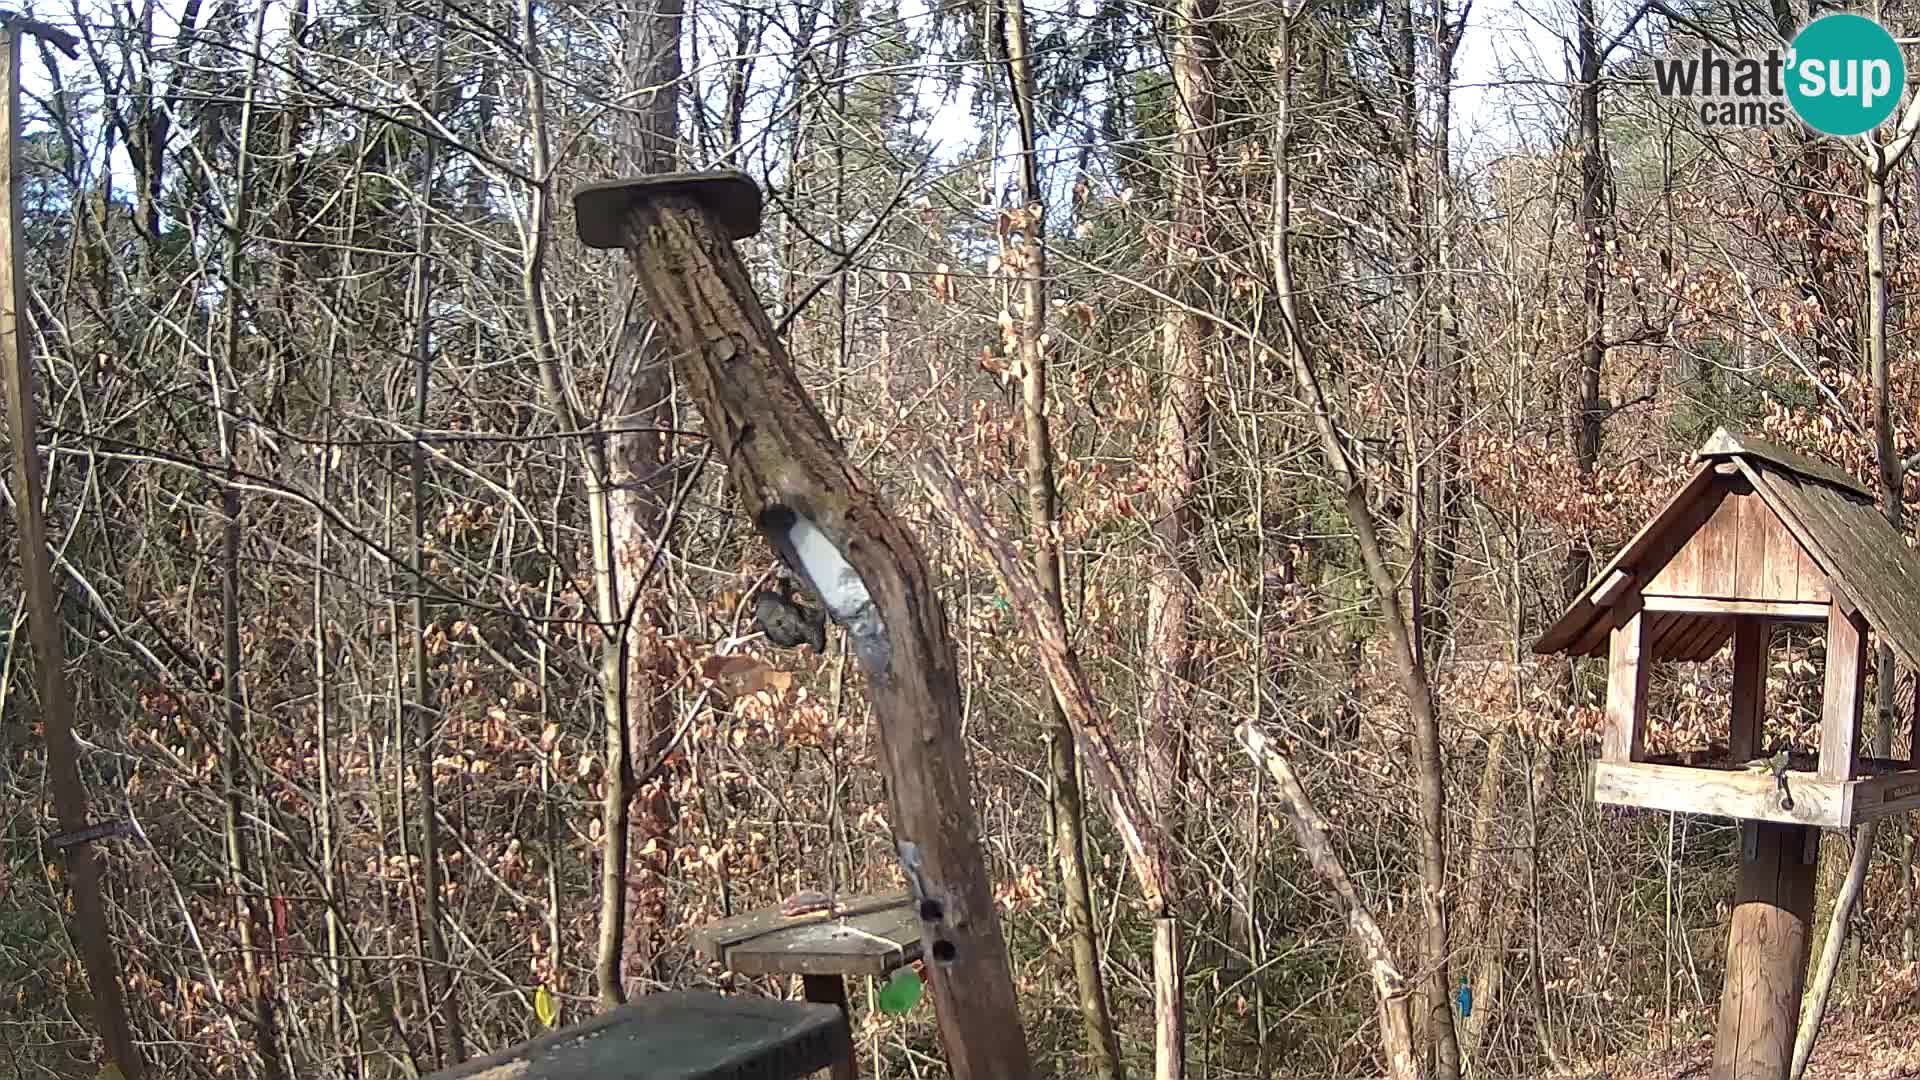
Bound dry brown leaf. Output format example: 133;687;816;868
698;654;794;700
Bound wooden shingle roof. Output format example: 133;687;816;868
1534;428;1920;670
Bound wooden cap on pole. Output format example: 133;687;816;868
572;170;763;248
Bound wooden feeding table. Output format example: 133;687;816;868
421;991;848;1080
1535;428;1920;1080
692;891;921;1080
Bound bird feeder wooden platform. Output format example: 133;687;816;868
692;891;920;1080
421;991;848;1080
1536;428;1920;827
1536;428;1920;1080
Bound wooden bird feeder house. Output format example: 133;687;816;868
1536;428;1920;826
1536;428;1920;1080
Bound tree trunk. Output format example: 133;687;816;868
1793;161;1908;1080
918;449;1175;890
1002;0;1123;1074
404;17;462;1061
599;184;1036;1078
1271;12;1459;1077
0;29;145;1079
1565;0;1607;606
1424;6;1466;649
1236;725;1419;1080
215;9;290;1075
1147;4;1220;1075
1459;731;1507;1068
519;0;685;1007
608;0;686;1002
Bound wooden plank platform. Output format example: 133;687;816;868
1591;759;1920;828
692;891;921;978
423;991;847;1080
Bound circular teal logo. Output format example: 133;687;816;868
1787;14;1905;136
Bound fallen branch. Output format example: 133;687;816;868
1234;723;1419;1080
914;449;1171;911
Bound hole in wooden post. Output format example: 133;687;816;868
930;939;957;965
918;898;943;922
757;504;891;674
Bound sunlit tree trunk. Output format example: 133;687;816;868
1145;2;1220;1076
607;0;686;1001
1002;1;1123;1073
1271;9;1458;1077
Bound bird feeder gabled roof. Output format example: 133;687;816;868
1534;428;1920;670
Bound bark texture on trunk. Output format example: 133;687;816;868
610;0;686;1000
1565;0;1607;606
609;190;1035;1078
1001;0;1123;1073
1147;4;1220;1075
1424;8;1466;650
1270;11;1458;1077
0;31;146;1077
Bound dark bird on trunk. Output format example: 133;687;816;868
754;586;826;651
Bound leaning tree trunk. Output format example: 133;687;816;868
1236;726;1420;1080
580;175;1036;1078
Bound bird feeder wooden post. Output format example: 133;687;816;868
1536;428;1920;1080
573;172;1034;1080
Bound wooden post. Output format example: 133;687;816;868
1604;609;1650;762
0;22;144;1080
1711;822;1818;1080
1730;617;1768;762
1820;605;1868;781
801;975;856;1080
574;173;1033;1079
